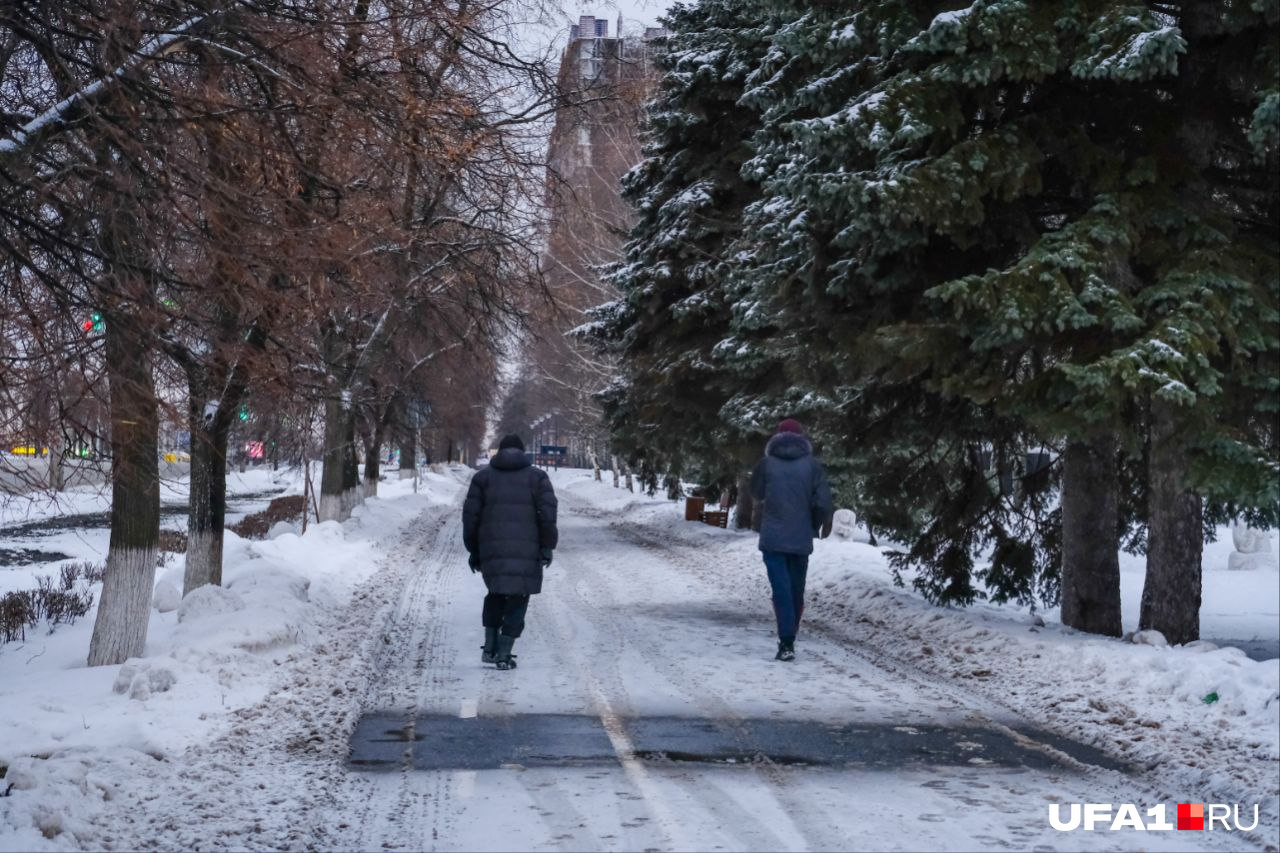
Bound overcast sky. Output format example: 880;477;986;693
509;0;678;80
562;0;672;31
534;0;676;50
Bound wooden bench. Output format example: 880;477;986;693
701;510;729;529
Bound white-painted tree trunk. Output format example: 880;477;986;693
88;546;159;666
183;529;222;596
318;492;344;523
339;485;362;518
87;301;161;668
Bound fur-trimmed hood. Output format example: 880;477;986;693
766;432;812;461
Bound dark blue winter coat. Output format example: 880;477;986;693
463;448;558;595
749;433;834;556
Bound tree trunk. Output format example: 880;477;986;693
1060;438;1122;636
184;421;231;595
319;394;349;522
183;372;235;596
302;457;312;534
611;456;620;488
398;422;416;480
665;475;681;500
734;473;754;530
48;433;64;491
1139;399;1203;645
343;414;361;512
88;314;161;667
363;427;382;498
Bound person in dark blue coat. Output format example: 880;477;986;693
750;419;834;661
462;434;558;670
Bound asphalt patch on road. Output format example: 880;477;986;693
348;713;1126;773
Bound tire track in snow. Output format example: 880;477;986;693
537;544;699;853
80;498;455;852
534;496;837;850
555;495;839;852
353;500;469;852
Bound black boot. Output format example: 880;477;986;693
775;638;795;662
494;633;518;670
481;627;499;664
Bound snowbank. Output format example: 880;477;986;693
0;473;457;850
810;560;1280;840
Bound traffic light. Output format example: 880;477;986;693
82;312;103;332
237;404;250;422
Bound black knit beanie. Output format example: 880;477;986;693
498;434;525;452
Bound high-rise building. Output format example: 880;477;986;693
545;16;665;276
523;16;666;463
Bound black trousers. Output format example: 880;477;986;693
482;593;530;638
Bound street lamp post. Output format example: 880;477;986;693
530;413;554;467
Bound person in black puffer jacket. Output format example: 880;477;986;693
750;418;833;662
462;434;558;670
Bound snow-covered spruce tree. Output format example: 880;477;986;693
1128;3;1277;643
912;2;1279;643
588;0;780;513
721;3;1062;608
735;2;1277;637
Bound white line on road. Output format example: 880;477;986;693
455;770;477;799
542;555;698;851
589;680;699;853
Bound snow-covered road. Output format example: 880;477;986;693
40;470;1264;852
330;484;1242;852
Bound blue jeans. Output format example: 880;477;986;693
762;551;808;642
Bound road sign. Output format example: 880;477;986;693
540;445;567;457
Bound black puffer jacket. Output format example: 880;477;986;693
462;448;558;595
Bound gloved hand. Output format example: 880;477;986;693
468;553;480;573
539;548;553;568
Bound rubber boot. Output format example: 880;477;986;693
494;633;518;670
481;627;499;664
